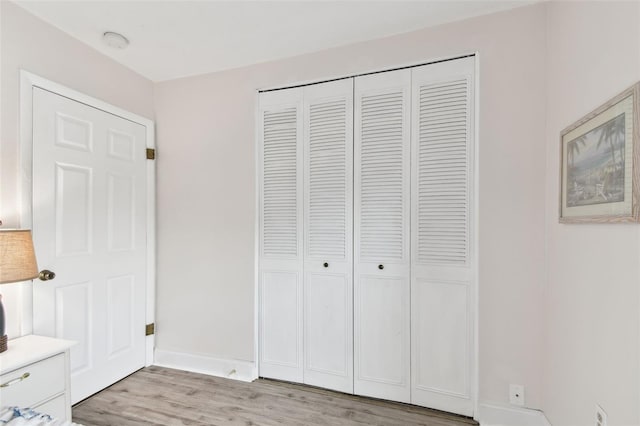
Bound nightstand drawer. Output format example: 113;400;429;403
0;353;65;407
34;394;67;421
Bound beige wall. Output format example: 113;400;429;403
154;3;548;408
543;2;640;425
0;1;154;337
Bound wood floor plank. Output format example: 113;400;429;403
72;366;478;426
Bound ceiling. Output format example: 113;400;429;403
15;1;536;82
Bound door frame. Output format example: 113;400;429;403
18;70;156;366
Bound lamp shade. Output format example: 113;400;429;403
0;230;39;284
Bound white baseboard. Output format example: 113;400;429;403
476;403;551;426
154;349;258;383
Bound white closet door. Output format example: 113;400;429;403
354;69;411;403
258;88;304;382
303;79;354;393
410;57;475;416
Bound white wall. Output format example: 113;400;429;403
154;3;548;409
0;1;154;338
543;2;640;425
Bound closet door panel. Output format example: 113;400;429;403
305;272;349;375
357;269;406;385
411;56;475;416
261;270;302;376
414;280;468;395
259;88;304;382
303;79;354;393
354;69;411;403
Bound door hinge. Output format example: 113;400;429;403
146;148;156;160
145;323;155;336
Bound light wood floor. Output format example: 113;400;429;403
72;366;479;426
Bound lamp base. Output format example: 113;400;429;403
0;335;6;353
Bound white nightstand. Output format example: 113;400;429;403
0;335;75;421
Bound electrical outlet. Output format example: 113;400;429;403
595;404;607;426
509;384;525;406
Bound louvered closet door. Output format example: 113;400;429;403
258;88;304;382
303;79;354;393
410;57;475;416
354;69;411;403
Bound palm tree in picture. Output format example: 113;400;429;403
567;136;587;204
597;114;625;172
568;136;586;167
597;114;626;200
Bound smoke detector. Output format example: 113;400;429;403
103;32;129;49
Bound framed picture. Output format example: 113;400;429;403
560;83;640;223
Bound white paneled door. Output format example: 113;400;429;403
354;69;411;403
303;79;353;393
31;87;147;403
410;57;475;416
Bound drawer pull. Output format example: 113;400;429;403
0;372;30;388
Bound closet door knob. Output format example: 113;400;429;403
323;262;329;268
378;264;384;270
